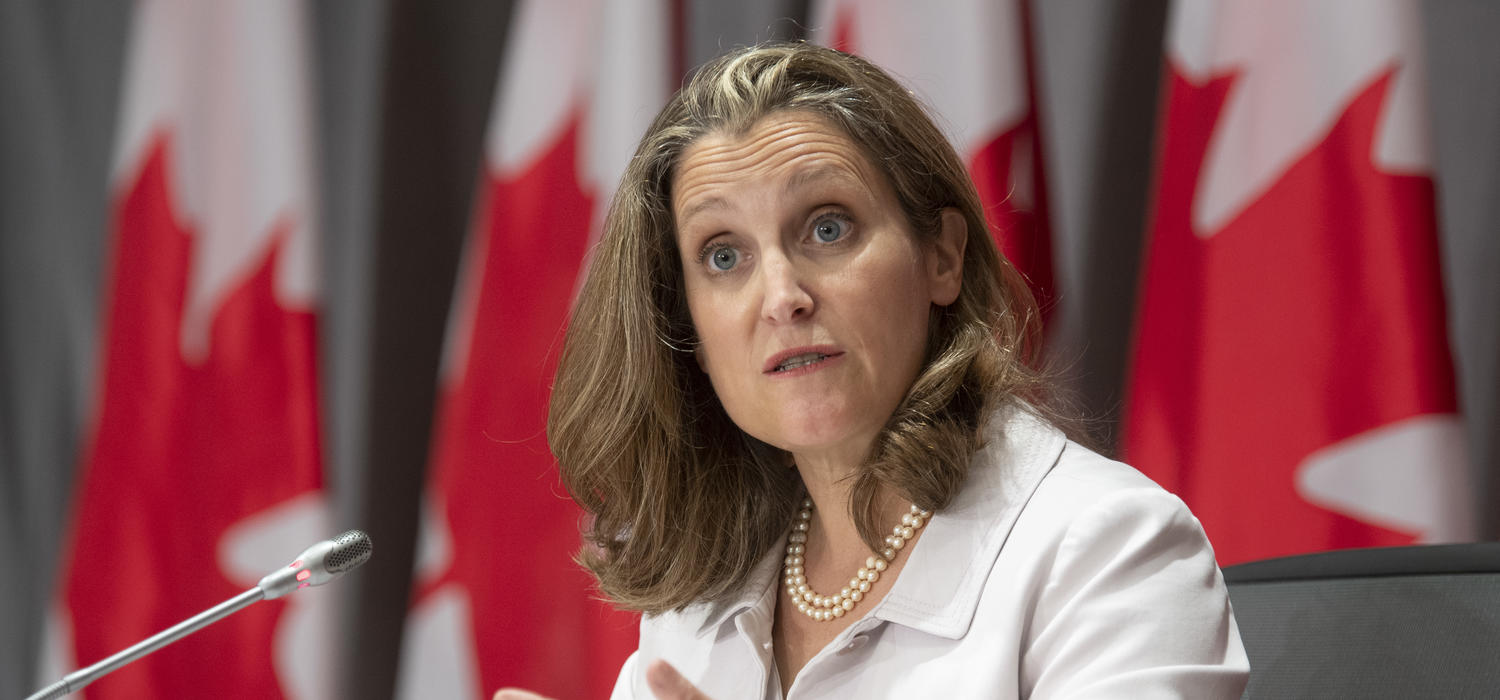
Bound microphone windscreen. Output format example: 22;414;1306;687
326;530;373;574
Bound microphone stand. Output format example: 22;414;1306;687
26;588;265;700
28;530;369;699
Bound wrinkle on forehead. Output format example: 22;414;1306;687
672;112;886;228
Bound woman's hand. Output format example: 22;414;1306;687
493;690;551;700
490;660;711;700
644;660;712;700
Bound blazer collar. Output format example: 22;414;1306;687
692;531;784;636
688;402;1067;639
872;403;1065;638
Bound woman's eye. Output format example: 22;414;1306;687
812;215;849;243
708;245;739;271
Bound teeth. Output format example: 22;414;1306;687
776;353;827;372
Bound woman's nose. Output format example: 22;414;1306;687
759;251;813;323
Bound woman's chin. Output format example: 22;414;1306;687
767;417;881;468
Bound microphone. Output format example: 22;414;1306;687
257;529;375;599
27;530;372;700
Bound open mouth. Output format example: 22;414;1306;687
773;352;829;372
766;348;844;374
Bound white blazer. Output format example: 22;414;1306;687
611;404;1249;699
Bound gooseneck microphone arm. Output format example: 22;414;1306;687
26;530;372;700
28;588;266;700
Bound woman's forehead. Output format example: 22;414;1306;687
672;113;885;215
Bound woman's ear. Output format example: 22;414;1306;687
927;208;967;306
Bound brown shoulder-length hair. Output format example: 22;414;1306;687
549;41;1050;614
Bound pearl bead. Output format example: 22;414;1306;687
782;498;931;621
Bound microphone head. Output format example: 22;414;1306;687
257;530;375;599
326;530;373;574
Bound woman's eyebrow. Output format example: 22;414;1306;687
677;196;729;228
678;163;864;229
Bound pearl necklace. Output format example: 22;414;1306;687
782;497;930;622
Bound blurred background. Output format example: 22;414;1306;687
2;0;1497;698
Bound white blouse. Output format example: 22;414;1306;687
610;405;1249;699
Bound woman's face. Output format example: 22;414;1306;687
672;111;964;469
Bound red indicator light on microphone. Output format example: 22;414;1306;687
296;570;311;582
289;560;302;569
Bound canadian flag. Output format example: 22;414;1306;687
1125;0;1473;565
394;0;672;697
810;0;1055;320
45;0;332;698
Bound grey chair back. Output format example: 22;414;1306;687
1223;543;1500;699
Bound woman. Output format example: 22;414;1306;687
511;42;1248;698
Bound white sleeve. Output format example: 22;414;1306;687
1023;488;1250;699
608;649;642;700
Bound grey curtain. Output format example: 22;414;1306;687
3;1;1495;698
